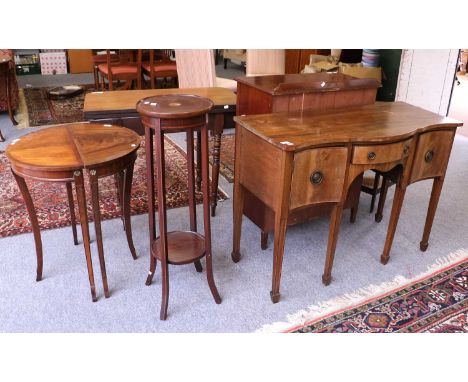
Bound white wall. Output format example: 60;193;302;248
396;49;459;116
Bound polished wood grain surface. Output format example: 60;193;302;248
6;123;141;302
409;130;455;183
6;123;141;173
235;72;379;95
136;94;213;119
351;138;412;165
234;102;462;151
138;94;221;320
232;101;462;302
84;87;236;113
290;147;348;209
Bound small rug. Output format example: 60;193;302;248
0;137;227;238
20;84;94;127
258;251;468;333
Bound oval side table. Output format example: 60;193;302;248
6;123;141;302
137;94;222;320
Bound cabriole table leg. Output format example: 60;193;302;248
123;161;137;259
74;170;98;302
11;170;43;282
201;124;222;304
89;169;110;298
66;182;79;245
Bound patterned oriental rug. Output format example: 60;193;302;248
258;251;468;333
0;137;227;238
20;85;94;127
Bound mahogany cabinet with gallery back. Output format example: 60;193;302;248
235;72;381;249
232;102;462;303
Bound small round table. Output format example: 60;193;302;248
6;123;141;302
137;94;222;320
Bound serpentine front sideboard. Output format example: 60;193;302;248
235;72;381;249
232;102;462;303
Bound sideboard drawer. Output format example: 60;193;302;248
352;139;412;165
410;130;455;183
290;147;348;209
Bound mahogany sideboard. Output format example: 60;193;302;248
232;102;462;303
83;87;236;216
235;72;381;249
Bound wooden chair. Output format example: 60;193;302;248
139;49;178;89
361;170;397;222
97;49;141;91
92;50;120;90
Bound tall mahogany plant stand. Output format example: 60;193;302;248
137;94;222;320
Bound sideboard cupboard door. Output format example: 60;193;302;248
410;130;456;183
290;147;348;210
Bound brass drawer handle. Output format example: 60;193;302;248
403;145;410;155
367;151;376;161
425;150;434;163
310;171;324;185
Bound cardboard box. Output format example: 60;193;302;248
339;65;382;83
40;52;67;75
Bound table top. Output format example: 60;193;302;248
235;72;380;96
6;123;141;173
136;94;214;119
83;87;236;114
234;102;463;151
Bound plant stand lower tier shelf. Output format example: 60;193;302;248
151;231;206;265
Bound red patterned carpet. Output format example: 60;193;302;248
0;137;227;238
257;254;468;333
22;85;93;127
288;258;468;333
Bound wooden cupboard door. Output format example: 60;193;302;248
68;49;93;73
410;130;456;183
290;147;348;209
